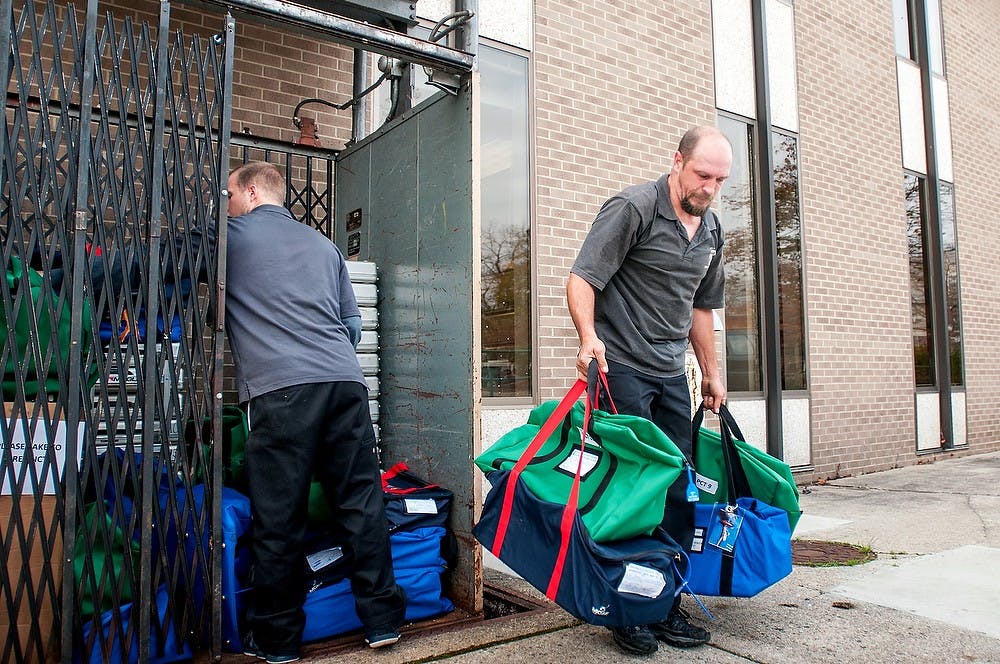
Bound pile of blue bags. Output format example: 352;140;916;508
77;448;454;661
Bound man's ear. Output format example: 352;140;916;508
672;150;685;171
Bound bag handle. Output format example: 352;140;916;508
381;461;441;494
545;364;607;599
586;360;617;415
692;403;752;505
491;379;586;556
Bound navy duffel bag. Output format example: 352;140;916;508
474;469;683;627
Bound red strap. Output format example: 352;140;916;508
545;387;594;599
382;461;440;494
491;380;587;556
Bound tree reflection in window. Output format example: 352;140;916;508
718;116;761;392
717;118;807;393
939;182;963;386
905;174;935;387
773;133;806;390
479;43;531;398
481;226;531;397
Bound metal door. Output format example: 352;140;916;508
2;0;233;660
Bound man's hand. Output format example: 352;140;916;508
576;338;607;381
701;374;727;414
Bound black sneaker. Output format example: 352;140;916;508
364;629;401;649
242;632;300;663
608;625;658;655
648;609;711;648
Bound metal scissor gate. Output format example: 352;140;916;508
2;0;234;660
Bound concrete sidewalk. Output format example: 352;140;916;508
306;451;1000;664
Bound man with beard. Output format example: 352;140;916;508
566;125;732;655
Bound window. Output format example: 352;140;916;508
717;116;761;393
773;132;806;390
939;183;963;386
897;0;963;394
479;43;532;398
892;0;914;60
717;116;807;393
905;174;934;387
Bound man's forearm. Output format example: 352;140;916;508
689;308;720;379
567;272;598;343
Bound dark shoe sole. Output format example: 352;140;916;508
652;632;710;648
366;634;401;649
611;635;658;656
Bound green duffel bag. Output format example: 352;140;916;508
475;378;687;543
2;256;97;399
74;502;141;618
185;406;250;491
692;405;801;531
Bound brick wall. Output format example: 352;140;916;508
532;0;717;401
941;0;1000;455
107;0;357;148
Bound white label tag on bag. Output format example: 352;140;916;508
403;498;438;514
695;472;719;496
306;546;343;572
617;563;666;598
557;449;600;477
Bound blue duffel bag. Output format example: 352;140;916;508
684;407;793;597
686;497;792;597
78;584;192;664
301;526;454;642
381;462;453;533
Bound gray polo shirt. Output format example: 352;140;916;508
225;204;363;402
570;174;725;377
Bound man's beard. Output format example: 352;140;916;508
680;194;711;217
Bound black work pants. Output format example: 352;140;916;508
600;360;693;615
244;381;405;655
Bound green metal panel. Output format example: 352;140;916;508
334;86;481;613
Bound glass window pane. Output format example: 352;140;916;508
932;76;953;183
718;116;761;392
773;133;806;390
925;0;945;75
766;0;799;133
939;183;963;386
712;0;756;120
897;59;927;174
905;175;935;386
892;0;912;59
480;44;532;398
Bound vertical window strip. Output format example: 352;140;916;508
905;174;935;387
479;42;532;398
717;115;762;393
773;132;806;390
938;183;963;386
892;0;914;60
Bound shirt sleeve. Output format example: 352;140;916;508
570;196;644;291
336;251;361;320
692;219;726;310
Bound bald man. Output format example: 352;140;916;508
567;126;733;655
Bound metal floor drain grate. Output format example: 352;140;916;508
793;539;876;566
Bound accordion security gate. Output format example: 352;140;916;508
1;0;235;661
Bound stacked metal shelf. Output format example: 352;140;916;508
91;341;183;457
346;261;380;449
